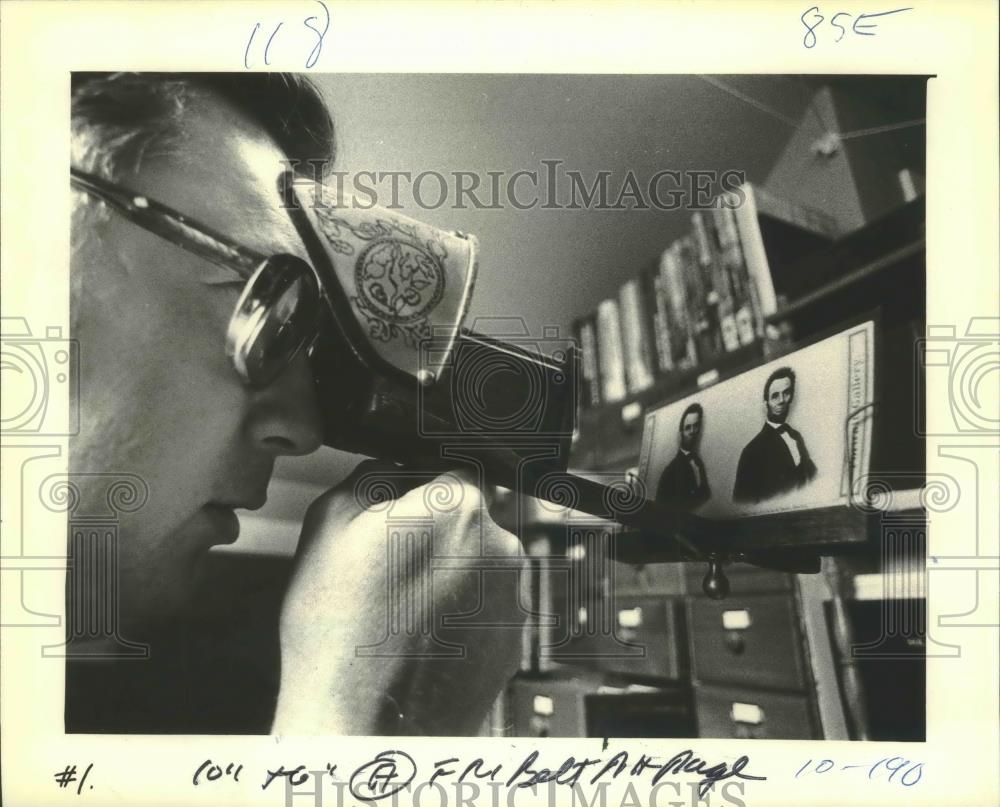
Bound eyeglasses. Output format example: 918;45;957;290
70;167;322;388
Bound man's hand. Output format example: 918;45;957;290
273;461;528;735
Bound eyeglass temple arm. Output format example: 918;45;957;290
70;167;262;277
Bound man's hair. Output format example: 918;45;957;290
679;402;703;432
763;366;796;400
71;72;335;180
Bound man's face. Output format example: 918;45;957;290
70;94;323;631
680;411;702;451
765;376;794;423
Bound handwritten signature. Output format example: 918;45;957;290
285;747;766;801
801;6;913;48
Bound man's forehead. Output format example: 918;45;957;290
131;95;304;257
770;377;793;393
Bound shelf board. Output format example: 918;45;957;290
767;238;924;323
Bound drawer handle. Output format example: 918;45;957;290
722;609;752;630
533;695;554;716
730;702;764;725
617;607;643;628
724;631;746;655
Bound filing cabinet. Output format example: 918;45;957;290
684;563;817;739
693;683;818;740
507;676;589;737
585;689;696;738
688;594;808;691
548;595;687;681
506;675;694;738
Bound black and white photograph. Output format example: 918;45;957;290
58;66;921;747
1;3;998;807
638;321;874;518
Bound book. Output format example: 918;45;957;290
659;241;698;371
727;183;841;321
573;314;602;409
674;235;720;364
644;262;674;374
692;211;740;353
712;203;759;345
618;278;656;394
595;298;627;404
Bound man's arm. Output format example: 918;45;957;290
732;444;756;503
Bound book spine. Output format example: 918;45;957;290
595;299;627;403
573;315;602;409
660;241;699;370
713;202;759;345
693;211;740;353
731;183;777;321
618;279;656;394
678;232;721;362
646;262;675;374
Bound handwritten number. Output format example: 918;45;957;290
901;763;923;787
831;12;849;41
800;6;912;48
801;6;823;48
303;1;330;69
244;23;260;69
885;757;909;783
815;759;834;774
53;764;94;794
795;759;811;778
245;2;329;69
265;22;283;65
869;757;888;779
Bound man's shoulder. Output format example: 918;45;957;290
659;453;683;481
740;425;772;454
664;451;685;468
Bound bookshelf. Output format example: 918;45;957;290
501;189;927;742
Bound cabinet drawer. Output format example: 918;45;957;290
553;596;686;680
507;677;588;737
694;684;817;739
688;594;807;690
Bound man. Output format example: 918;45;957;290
655;402;710;511
67;73;525;734
732;366;817;503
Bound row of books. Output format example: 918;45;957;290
574;183;841;408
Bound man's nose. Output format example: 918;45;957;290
245;352;324;457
